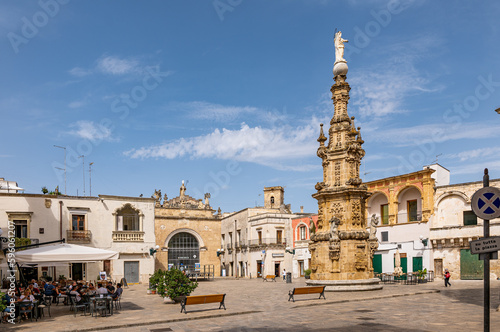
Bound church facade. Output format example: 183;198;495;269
154;182;222;276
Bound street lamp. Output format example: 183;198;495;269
419;235;428;247
285;247;295;255
149;245;160;256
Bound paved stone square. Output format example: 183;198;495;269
3;278;500;331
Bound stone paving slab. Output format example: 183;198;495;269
3;278;500;331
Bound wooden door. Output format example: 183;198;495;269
434;259;443;277
460;249;483;280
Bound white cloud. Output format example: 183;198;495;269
370;123;500;147
178;101;293;126
68;121;116;142
125;121;322;170
450;159;500;176
96;56;139;75
178;101;259;122
350;35;444;119
447;147;500;162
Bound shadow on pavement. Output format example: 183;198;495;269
440;287;500;308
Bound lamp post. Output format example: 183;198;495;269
419;235;429;247
89;162;94;196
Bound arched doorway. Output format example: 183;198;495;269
168;232;200;271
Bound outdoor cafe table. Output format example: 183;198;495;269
90;296;114;317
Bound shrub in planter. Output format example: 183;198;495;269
157;268;198;302
304;269;312;279
149;269;164;291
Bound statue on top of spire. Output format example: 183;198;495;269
334;30;348;64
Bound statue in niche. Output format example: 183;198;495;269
369;214;379;239
329;216;341;241
334;30;348;64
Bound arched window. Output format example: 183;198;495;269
116;204;140;231
299;226;307;240
168;232;200;270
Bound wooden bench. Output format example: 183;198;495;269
263;275;276;282
180;294;226;314
288;286;326;302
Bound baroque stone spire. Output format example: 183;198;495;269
307;34;380;289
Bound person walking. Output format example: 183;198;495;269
282;269;287;281
444;268;451;287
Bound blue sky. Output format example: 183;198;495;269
1;0;499;214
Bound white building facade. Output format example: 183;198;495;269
0;193;156;284
220;187;297;278
432;177;500;280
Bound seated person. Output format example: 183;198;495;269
110;283;123;300
44;281;55;299
106;282;115;294
2;292;14;323
27;283;39;295
97;284;109;296
17;290;35;319
69;286;83;304
85;283;97;296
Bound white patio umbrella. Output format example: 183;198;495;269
394;249;403;276
14;243;118;263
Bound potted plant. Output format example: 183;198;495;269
157;268;198;303
417;268;427;283
149;269;164;294
304;269;312;279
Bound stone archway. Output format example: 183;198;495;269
167;231;200;271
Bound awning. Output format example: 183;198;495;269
14;243;118;263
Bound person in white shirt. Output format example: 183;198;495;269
97;284;109;296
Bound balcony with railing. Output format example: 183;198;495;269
397;211;422;223
112;231;144;242
67;230;92;243
248;237;286;247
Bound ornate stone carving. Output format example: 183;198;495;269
315;182;326;191
44;199;51;208
351;200;361;226
329;242;340;261
339;231;369;240
355;245;367;271
334;161;341;186
369;214;379;239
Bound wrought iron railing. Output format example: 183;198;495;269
67;230;92;242
397;211;422;223
248;238;286;246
